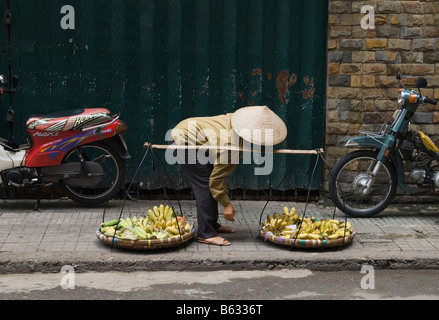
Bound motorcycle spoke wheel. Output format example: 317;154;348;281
329;150;397;218
61;142;126;205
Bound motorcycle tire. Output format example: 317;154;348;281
60;141;127;206
328;150;397;218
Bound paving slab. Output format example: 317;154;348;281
0;198;438;273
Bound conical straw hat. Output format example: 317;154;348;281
231;106;287;146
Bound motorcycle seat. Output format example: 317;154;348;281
29;109;85;119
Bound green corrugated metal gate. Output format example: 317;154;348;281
0;0;328;196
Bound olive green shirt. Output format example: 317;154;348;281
172;114;241;207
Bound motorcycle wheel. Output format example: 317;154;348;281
328;150;397;218
60;141;127;205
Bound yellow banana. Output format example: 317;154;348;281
165;206;173;221
305;223;316;233
328;234;340;240
271;219;279;231
320;220;327;233
153;206;160;218
283;207;289;215
166;226;180;235
291;214;300;224
308;233;321;240
148;210;156;222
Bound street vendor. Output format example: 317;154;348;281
170;106;287;246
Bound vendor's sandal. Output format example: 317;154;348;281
216;226;236;234
198;236;231;246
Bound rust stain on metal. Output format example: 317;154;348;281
289;74;298;87
276;70;289;104
267;72;273;80
237;92;245;101
276;71;299;104
302;76;315;101
252;68;263;76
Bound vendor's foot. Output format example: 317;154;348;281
216;225;236;234
198;236;231;246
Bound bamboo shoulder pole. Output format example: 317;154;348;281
143;142;324;155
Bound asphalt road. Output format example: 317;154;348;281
0;269;438;301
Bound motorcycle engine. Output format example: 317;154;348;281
402;131;439;189
2;168;38;187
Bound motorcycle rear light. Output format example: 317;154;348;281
116;120;128;135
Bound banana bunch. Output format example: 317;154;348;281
100;204;192;241
262;207;353;241
262;207;300;240
294;218;352;241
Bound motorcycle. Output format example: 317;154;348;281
0;73;130;206
329;71;438;218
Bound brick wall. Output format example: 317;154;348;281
325;0;439;195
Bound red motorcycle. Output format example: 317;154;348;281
0;74;130;206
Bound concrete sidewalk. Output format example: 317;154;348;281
0;198;439;273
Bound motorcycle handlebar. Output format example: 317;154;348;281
424;97;437;106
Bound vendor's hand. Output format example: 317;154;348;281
223;204;235;222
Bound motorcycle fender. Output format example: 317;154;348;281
101;136;131;160
345;135;386;149
345;136;406;190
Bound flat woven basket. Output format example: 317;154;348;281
259;228;355;249
96;228;194;251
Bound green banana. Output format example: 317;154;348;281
133;226;148;240
102;219;120;227
119;219;129;228
144;224;153;234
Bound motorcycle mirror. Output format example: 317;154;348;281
12;76;19;89
0;74;7;85
396;69;401;80
416;77;428;89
